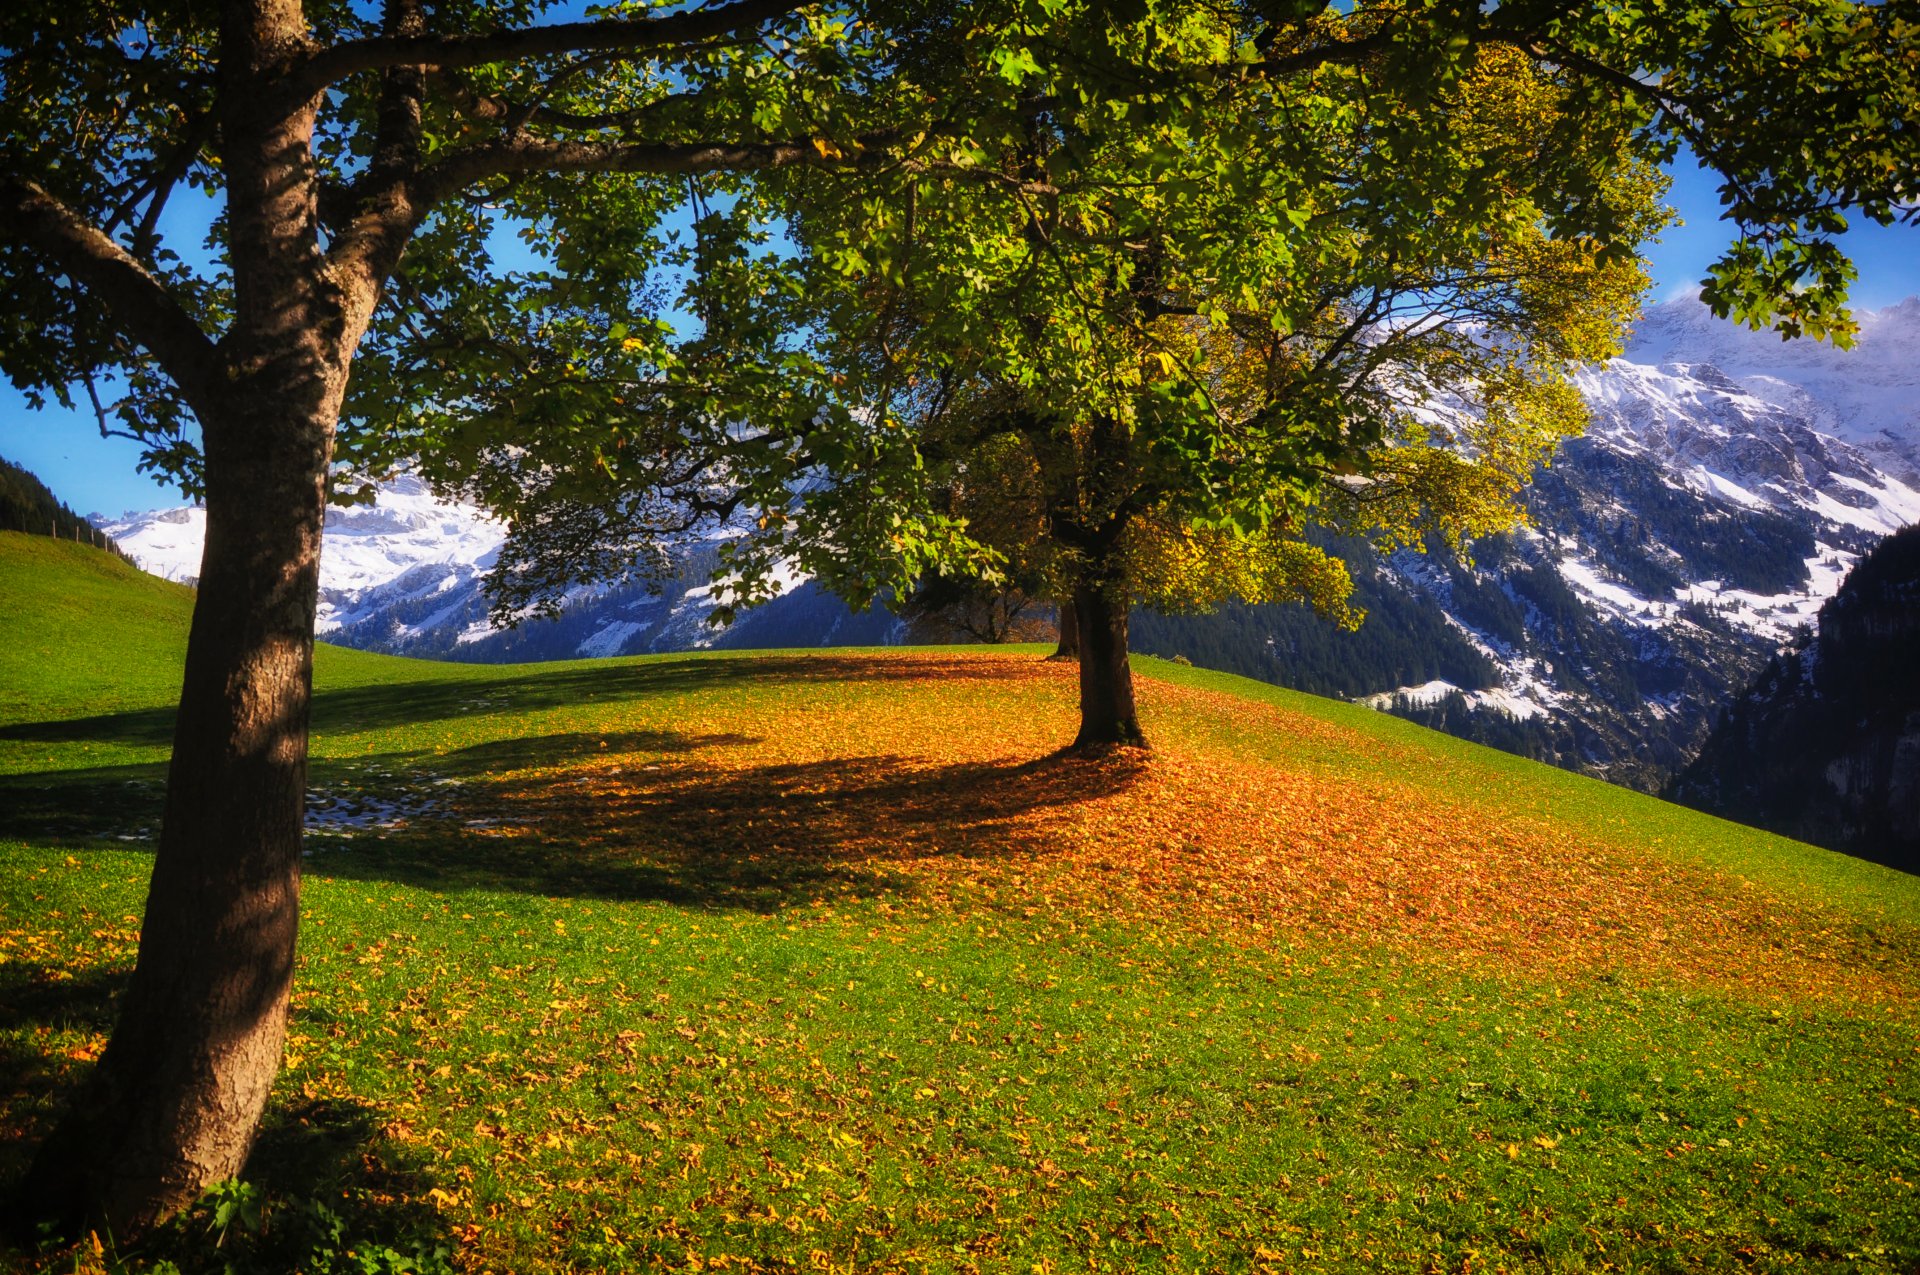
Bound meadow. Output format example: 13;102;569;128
3;531;1918;1273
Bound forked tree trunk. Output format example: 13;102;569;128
1050;596;1080;660
1071;581;1146;751
18;381;337;1237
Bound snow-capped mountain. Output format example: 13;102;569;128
93;474;508;635
91;294;1920;792
1135;294;1920;790
324;536;903;662
93;475;902;658
1624;293;1920;483
1559;354;1919;642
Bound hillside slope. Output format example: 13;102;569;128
0;532;441;736
4;535;1920;1272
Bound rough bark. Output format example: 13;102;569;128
1018;413;1144;745
1064;413;1146;750
15;0;374;1236
1050;596;1080;660
1070;581;1146;751
18;386;336;1235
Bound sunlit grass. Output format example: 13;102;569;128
3;532;1918;1273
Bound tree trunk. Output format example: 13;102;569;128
17;383;336;1237
1050;596;1080;660
1071;581;1146;751
17;7;362;1226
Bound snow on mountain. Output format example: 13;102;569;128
91;505;207;585
93;474;507;633
1561;354;1920;640
1624;292;1920;482
90;473;880;660
314;476;505;614
1359;678;1551;721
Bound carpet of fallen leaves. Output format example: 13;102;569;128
9;649;1920;1274
438;651;1918;1007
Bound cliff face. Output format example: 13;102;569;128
1669;525;1920;871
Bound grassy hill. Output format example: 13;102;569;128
3;528;1919;1273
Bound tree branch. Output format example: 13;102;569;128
0;176;223;409
290;0;800;96
370;0;429;179
435;72;703;138
412;132;889;205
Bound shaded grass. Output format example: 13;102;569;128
2;539;1919;1271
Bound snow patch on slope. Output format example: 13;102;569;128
1361;679;1550;721
577;620;651;658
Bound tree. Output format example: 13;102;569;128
764;5;1918;750
777;37;1647;748
2;0;1914;1237
0;0;1025;1235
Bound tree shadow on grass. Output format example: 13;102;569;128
0;767;168;844
317;743;1149;911
0;716;1139;914
0;964;132;1186
0;652;1047;749
0;960;454;1271
0;730;755;848
390;728;761;780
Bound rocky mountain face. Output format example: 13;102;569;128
1668;525;1920;871
89;295;1920;794
1130;295;1920;791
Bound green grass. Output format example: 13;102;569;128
3;530;1918;1274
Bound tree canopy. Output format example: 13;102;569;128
466;15;1674;746
337;0;1919;666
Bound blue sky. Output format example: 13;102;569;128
5;156;1918;517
